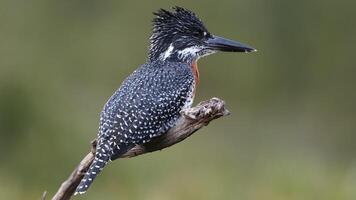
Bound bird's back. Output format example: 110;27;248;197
98;60;195;159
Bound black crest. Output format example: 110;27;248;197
149;7;210;61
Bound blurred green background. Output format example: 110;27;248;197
1;0;356;199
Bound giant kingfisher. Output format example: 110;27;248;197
75;6;256;194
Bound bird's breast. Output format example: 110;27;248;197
191;60;199;87
182;61;199;109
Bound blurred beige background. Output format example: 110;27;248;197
0;1;356;200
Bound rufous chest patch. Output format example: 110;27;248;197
191;61;199;86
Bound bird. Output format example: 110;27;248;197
75;6;256;195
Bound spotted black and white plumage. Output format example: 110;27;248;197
100;60;195;151
75;6;256;195
75;60;195;194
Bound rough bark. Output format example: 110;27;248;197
48;97;229;200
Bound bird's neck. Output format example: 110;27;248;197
163;52;197;64
165;57;199;85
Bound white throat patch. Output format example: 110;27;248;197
159;44;216;61
177;46;203;60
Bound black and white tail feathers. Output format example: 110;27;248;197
74;151;110;195
75;139;114;195
75;141;133;195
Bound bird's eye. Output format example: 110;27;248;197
192;31;209;39
193;31;203;38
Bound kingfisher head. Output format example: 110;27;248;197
149;7;256;63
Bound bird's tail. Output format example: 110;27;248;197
75;150;110;195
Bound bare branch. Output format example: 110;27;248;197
50;97;229;200
42;191;47;200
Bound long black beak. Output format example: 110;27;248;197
206;35;256;53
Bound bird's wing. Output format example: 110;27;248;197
98;62;195;158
